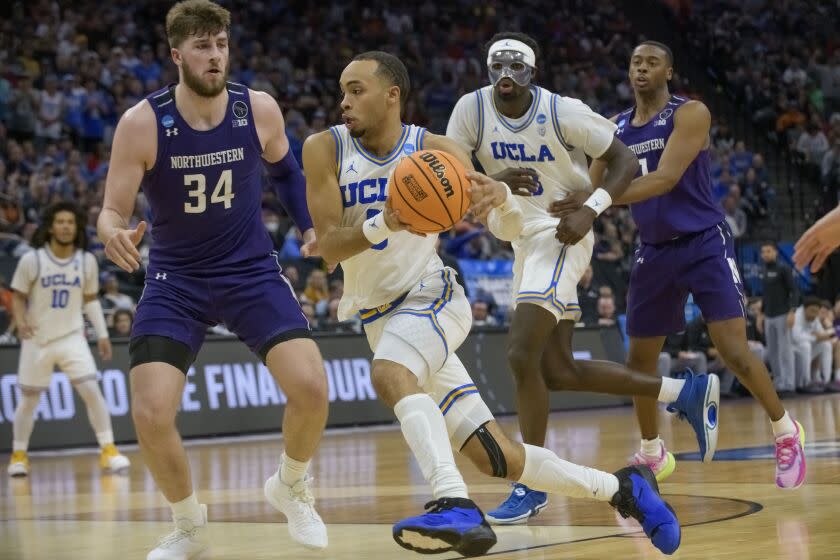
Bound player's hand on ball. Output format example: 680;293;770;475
466;171;508;221
555;206;597;245
98;338;113;362
105;221;147;273
549;191;589;218
489;168;539;196
383;199;426;237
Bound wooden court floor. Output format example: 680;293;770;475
2;394;839;559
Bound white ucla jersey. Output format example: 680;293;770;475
10;248;98;345
330;123;443;320
447;85;617;239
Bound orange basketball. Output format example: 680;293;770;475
389;149;471;234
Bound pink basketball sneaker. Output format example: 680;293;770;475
775;420;806;489
630;442;676;482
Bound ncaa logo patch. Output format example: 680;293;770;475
161;115;175;128
403;143;415;155
659;108;674;120
232;100;249;119
536;114;547;124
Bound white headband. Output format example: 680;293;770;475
487;39;536;68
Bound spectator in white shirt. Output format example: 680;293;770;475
792;296;836;392
796;123;830;165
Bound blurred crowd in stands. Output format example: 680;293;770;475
0;0;830;393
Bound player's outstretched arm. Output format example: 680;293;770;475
794;203;840;272
615;101;711;205
252;90;315;252
99;101;153;272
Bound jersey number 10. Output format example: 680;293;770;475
51;289;69;309
184;169;235;214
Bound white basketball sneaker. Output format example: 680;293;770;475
147;503;208;560
264;470;328;549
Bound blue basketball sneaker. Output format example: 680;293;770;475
485;483;548;525
610;465;681;555
667;369;720;463
392;497;497;557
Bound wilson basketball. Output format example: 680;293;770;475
389;149;471;233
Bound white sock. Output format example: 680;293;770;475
96;431;114;448
280;451;310;486
771;411;796;437
657;377;685;403
169;493;204;525
12;391;41;453
394;393;468;500
640;437;663;457
519;444;619;502
75;380;115;445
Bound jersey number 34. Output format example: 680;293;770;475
184;169;235;214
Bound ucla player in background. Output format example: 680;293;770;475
553;41;806;489
305;50;681;557
7;201;129;477
447;32;720;524
98;1;329;558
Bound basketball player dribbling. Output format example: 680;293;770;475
553;41;805;489
7;202;129;477
304;50;681;557
447;32;720;524
99;1;329;558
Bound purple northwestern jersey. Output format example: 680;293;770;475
133;83;310;360
615;95;723;244
142;82;271;271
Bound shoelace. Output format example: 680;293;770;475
290;478;316;506
156;526;197;548
422;498;461;514
775;436;799;470
610;477;640;521
631;452;656;467
666;369;697;422
497;484;528;508
289;478;321;522
612;495;635;520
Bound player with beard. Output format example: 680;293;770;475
99;1;329;558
